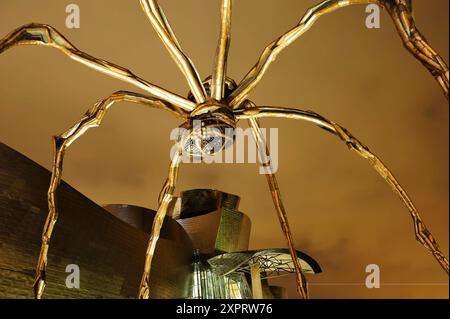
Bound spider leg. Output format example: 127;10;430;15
140;0;207;104
244;101;308;299
138;149;182;299
0;23;195;111
228;0;449;107
142;0;182;50
384;0;449;98
33;91;185;299
235;105;449;274
211;0;233;101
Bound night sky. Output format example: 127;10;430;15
0;0;448;298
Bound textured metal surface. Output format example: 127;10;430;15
0;0;447;299
215;207;251;254
103;204;192;244
245;99;307;297
138;150;182;298
208;249;322;277
176;189;250;255
139;0;206;104
227;0;449;107
0;25;195;111
211;0;233;101
0;142;192;298
31;91;186;299
186;252;252;299
177;210;222;255
180;189;240;218
235;105;450;274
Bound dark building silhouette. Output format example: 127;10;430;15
0;142;192;298
0;142;321;299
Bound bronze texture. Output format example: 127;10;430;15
0;0;448;299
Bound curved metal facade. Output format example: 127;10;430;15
0;142;192;298
176;189;251;254
0;143;321;299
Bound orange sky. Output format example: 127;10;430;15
0;0;448;298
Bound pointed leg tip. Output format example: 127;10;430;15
296;274;309;299
137;287;150;299
33;277;46;299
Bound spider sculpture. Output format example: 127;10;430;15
0;0;448;299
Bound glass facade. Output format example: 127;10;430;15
187;251;252;299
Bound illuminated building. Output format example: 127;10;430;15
0;142;320;299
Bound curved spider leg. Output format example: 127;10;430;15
235;105;449;274
140;0;207;104
138;149;182;299
228;0;449;107
34;91;186;299
244;101;308;299
143;0;182;50
0;23;195;111
211;0;233;101
383;0;449;98
228;0;377;107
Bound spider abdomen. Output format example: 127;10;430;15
178;101;236;157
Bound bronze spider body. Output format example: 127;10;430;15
0;0;448;299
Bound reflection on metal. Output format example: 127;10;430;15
176;189;250;254
250;261;263;299
187;250;252;299
103;204;192;245
208;249;322;279
180;189;240;218
175;190;320;299
0;149;314;300
0;0;448;299
0;142;192;299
